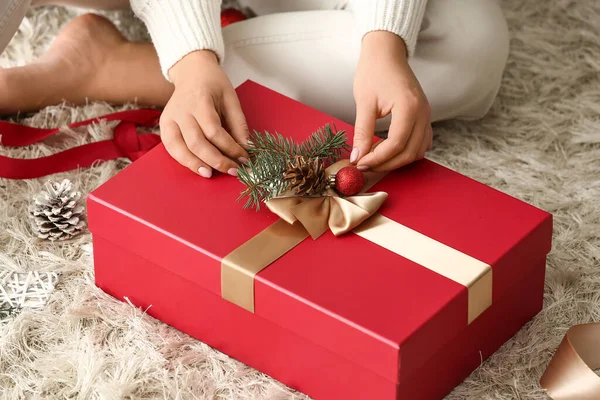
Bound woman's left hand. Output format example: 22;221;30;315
352;31;432;172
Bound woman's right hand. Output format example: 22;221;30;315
161;50;249;178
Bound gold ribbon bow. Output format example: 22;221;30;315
540;323;600;399
266;161;388;240
221;161;492;323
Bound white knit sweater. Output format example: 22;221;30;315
130;0;429;80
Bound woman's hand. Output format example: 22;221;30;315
352;31;432;172
160;50;249;178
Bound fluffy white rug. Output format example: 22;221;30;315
1;1;599;399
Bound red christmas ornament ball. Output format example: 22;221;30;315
334;166;365;196
221;9;247;27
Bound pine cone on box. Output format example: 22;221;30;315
30;179;86;241
283;156;328;196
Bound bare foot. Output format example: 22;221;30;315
0;14;173;115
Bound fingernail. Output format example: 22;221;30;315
350;148;359;163
198;167;212;178
357;165;370;172
228;168;239;177
238;157;249;164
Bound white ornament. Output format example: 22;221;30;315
0;271;60;320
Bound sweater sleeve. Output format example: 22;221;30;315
349;0;428;57
130;0;224;81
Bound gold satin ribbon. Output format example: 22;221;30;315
222;161;492;323
540;323;600;399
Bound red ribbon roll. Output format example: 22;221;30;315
221;8;247;27
0;109;162;179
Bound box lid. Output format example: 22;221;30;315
88;81;552;385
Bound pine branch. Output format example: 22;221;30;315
238;123;351;210
247;123;350;163
247;130;299;160
299;124;351;163
237;152;289;210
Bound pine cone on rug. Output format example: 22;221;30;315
29;179;86;241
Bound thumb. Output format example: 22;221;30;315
352;102;377;164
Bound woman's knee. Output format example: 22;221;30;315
418;0;510;121
450;0;510;119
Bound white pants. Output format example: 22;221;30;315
0;0;509;129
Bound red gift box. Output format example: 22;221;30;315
87;81;552;399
